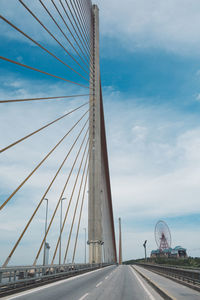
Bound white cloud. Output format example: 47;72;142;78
1;77;200;263
195;93;200;101
132;125;147;141
96;0;200;55
102;89;200;259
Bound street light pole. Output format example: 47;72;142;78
59;197;66;265
119;217;122;265
43;198;48;266
101;241;104;266
83;228;86;264
143;240;147;261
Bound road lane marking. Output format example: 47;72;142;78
78;293;89;300
130;266;156;300
4;266;113;300
96;281;102;287
105;276;109;280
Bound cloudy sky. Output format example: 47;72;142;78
1;0;200;265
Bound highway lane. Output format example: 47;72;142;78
134;264;200;300
85;265;162;300
3;265;162;300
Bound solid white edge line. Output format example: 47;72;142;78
5;266;113;300
78;292;89;300
130;266;156;300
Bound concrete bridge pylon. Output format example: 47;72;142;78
88;4;117;264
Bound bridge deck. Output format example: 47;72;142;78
2;265;162;300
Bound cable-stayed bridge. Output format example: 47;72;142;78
1;0;116;289
1;1;200;299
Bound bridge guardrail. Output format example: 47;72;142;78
0;263;111;294
135;263;200;287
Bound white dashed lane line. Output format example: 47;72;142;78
78;293;89;300
96;281;102;288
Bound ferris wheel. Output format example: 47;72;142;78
154;220;171;251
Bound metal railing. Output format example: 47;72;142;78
136;263;200;286
0;263;110;294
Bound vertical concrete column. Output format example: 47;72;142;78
88;5;102;264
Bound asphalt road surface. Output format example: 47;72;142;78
3;265;162;300
134;264;200;300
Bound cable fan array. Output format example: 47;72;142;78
0;0;93;267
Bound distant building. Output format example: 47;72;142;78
151;245;187;259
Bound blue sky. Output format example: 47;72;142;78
97;0;200;259
1;0;200;264
101;47;200;104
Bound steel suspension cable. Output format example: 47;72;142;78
83;0;92;32
77;0;93;71
82;0;92;26
0;102;88;153
0;94;90;104
0;56;89;88
51;146;89;264
0;15;88;82
81;0;91;28
73;0;90;46
2;120;88;268
33;135;89;265
0;110;89;211
76;0;91;49
70;0;90;53
86;2;94;75
69;0;90;53
77;0;90;37
63;153;89;264
73;0;90;45
72;168;89;264
88;1;93;48
60;0;94;76
84;0;92;34
79;0;89;32
39;0;89;74
58;0;90;66
18;0;89;76
64;0;90;58
51;0;89;68
79;0;92;51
